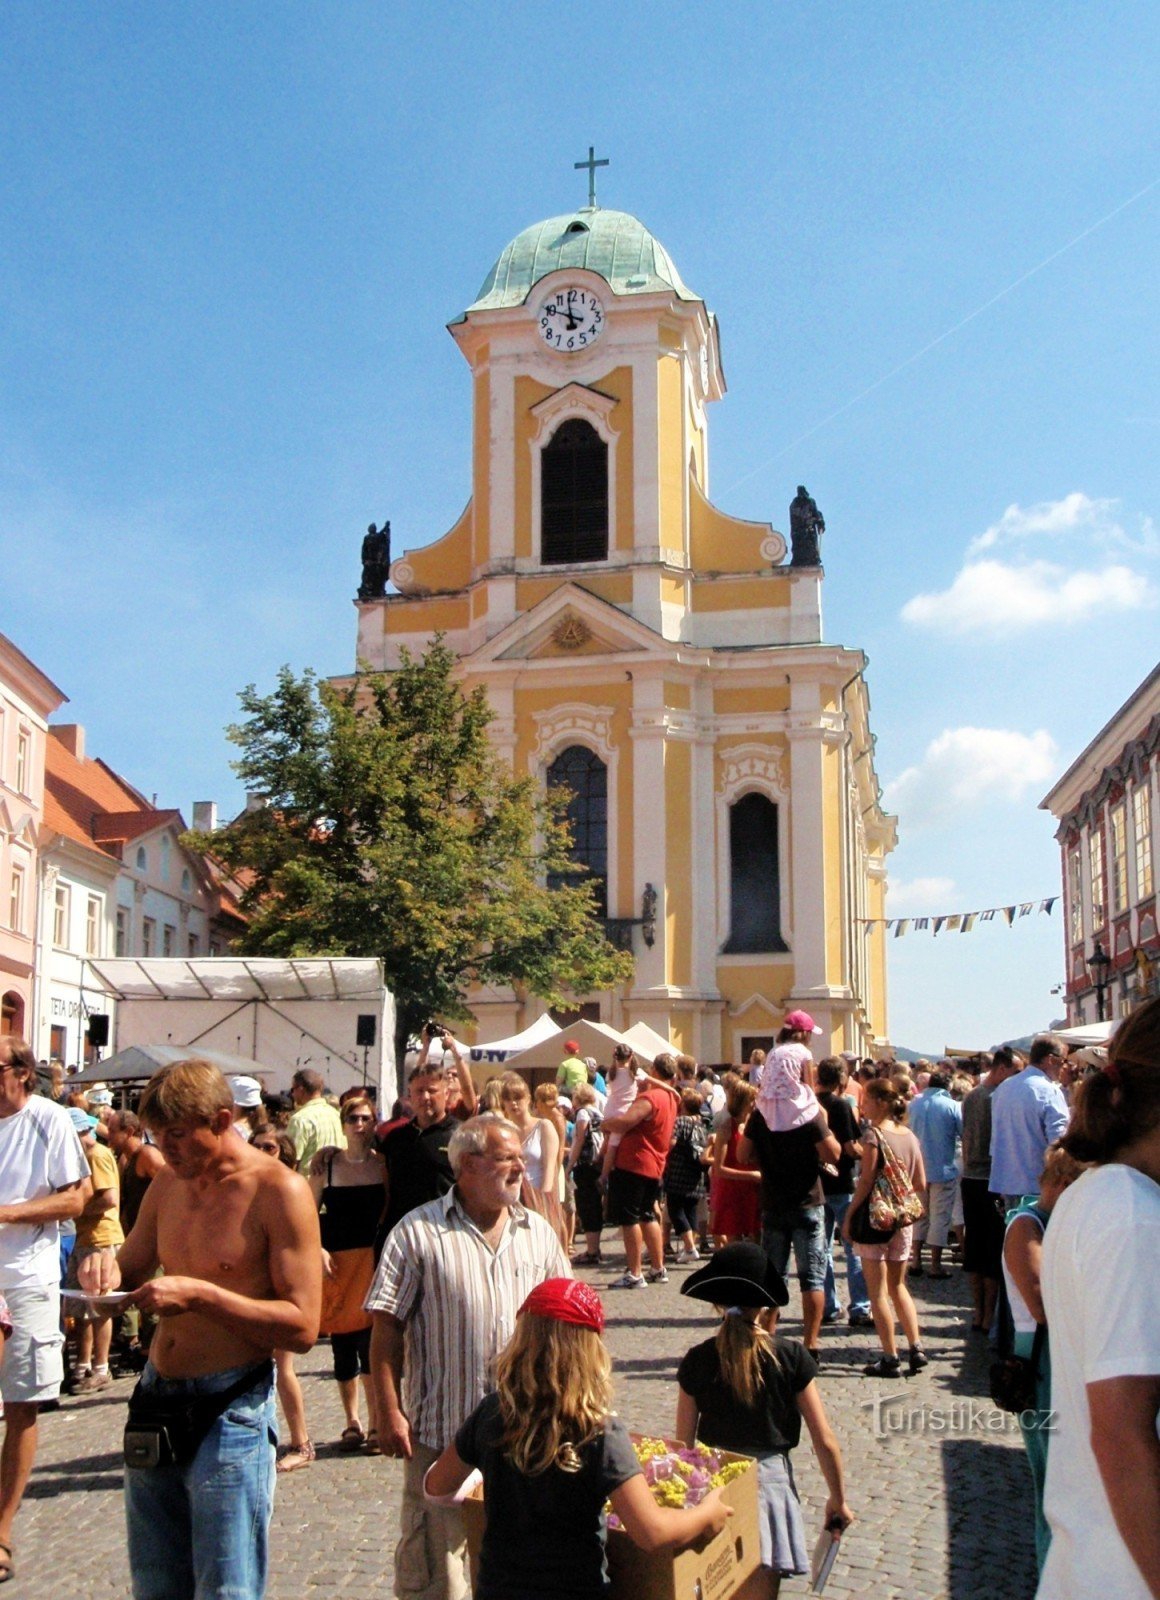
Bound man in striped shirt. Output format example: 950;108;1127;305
366;1113;569;1600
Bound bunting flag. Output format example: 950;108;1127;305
858;896;1058;936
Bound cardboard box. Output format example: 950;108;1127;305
461;1435;760;1600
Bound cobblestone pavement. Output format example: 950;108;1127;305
14;1254;1037;1599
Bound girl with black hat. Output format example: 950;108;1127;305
676;1242;853;1596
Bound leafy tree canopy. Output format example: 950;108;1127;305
188;640;634;1061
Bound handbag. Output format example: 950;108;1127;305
868;1130;925;1231
124;1360;273;1470
990;1323;1046;1414
848;1194;894;1246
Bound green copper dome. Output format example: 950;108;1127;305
459;207;700;318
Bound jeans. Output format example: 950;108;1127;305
822;1192;870;1317
761;1203;828;1292
125;1362;278;1600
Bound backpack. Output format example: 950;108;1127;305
578;1109;604;1168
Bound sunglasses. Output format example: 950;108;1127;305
345;1113;373;1124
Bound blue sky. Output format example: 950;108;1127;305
4;4;1158;1049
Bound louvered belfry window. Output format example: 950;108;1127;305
541;418;608;564
724;793;788;953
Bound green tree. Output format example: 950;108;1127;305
189;640;634;1067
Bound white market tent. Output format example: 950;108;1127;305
81;957;395;1100
1054;1020;1116;1047
465;1013;561;1069
621;1020;680;1058
489;1017;634;1087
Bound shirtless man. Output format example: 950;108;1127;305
113;1059;321;1600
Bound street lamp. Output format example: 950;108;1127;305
1088;941;1112;1023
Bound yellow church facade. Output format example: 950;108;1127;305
354;203;896;1060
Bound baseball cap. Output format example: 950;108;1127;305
784;1009;823;1036
228;1075;264;1109
68;1107;98;1133
564;1039;580;1054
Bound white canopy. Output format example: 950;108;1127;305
85;956;384;1004
1054;1020;1116;1047
496;1017;632;1077
466;1013;561;1068
620;1020;680;1058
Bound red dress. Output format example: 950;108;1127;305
709;1120;761;1239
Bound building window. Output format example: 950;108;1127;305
181;868;191;894
1110;802;1129;916
546;745;608;918
1067;848;1083;945
724;793;787;953
541;420;608;565
160;836;171;882
142;917;155;956
15;730;30;795
162;924;176;957
1134;784;1154;902
188;933;200;957
136;846;147;872
115;907;128;956
9;864;25;933
1089;826;1106;929
86;895;101;956
53;883;70;946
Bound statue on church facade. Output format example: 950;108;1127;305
358;521;391;599
789;486;825;567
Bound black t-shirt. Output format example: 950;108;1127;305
377;1115;456;1237
744;1109;829;1210
676;1334;818;1454
455;1392;641;1600
817;1093;859;1196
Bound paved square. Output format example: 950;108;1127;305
15;1261;1037;1598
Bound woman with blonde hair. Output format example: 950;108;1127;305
424;1280;731;1597
1036;997;1160;1599
842;1076;928;1378
500;1071;564;1241
535;1081;574;1251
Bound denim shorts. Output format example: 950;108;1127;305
124;1361;277;1600
761;1203;828;1291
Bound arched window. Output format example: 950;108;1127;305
546;745;608;917
541;419;608;565
135;846;147;872
1;992;24;1036
724;793;787;953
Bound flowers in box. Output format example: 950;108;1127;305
606;1438;749;1525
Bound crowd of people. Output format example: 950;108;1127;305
0;998;1156;1599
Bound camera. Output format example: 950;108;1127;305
425;1022;448;1041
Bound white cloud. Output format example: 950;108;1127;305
968;492;1117;555
885;876;957;913
901;558;1154;633
883;726;1058;830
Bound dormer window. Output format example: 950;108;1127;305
542;419;608;565
566;221;589;235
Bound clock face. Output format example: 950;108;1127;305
537;286;605;352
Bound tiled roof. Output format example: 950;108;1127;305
90;808;184;845
44;733;183;859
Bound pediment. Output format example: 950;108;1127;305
1;802;38;847
466;583;673;665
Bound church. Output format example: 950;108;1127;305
352;171;896;1061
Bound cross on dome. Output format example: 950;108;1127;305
574;145;609;210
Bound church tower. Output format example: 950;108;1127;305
354;186;896;1058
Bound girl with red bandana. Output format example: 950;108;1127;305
423;1279;730;1600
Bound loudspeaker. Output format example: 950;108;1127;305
87;1014;110;1048
356;1014;377;1048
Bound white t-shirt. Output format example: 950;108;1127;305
0;1096;91;1290
1038;1163;1160;1600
